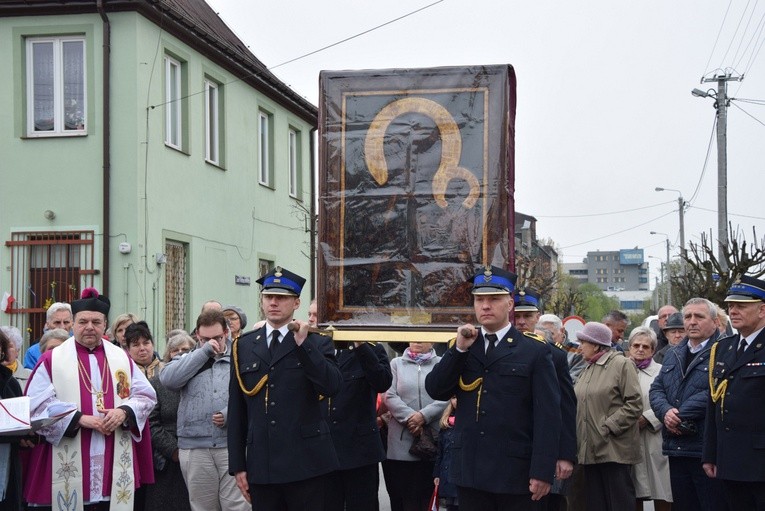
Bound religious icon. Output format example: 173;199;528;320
115;370;130;399
318;65;517;329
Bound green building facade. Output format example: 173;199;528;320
0;1;317;352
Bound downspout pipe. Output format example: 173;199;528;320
309;127;317;301
97;0;111;295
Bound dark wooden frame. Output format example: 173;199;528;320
318;65;516;331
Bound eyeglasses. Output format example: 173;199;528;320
198;335;226;344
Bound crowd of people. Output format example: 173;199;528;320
0;268;763;511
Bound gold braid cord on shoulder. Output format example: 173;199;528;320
232;337;269;397
708;341;728;420
459;376;484;422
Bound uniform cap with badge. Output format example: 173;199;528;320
514;288;541;312
470;265;517;295
256;266;306;296
725;275;765;303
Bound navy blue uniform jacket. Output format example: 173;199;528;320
227;328;343;484
425;327;561;494
321;342;392;470
703;328;765;482
550;343;577;465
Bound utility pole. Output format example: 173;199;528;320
696;73;742;274
664;238;672;306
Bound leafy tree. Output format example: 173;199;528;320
578;283;620;322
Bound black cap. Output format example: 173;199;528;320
71;287;110;317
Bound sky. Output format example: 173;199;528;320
207;0;764;286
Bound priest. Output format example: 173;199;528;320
24;288;156;511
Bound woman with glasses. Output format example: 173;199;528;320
628;327;672;511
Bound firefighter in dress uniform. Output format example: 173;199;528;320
227;267;342;510
425;266;561;511
703;275;765;510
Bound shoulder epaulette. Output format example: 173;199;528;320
523;331;546;344
554;342;565;351
448;337;456;349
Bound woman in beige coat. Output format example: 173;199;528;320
574;321;643;511
627;327;672;511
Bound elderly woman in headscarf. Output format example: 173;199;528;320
627;326;672;511
574;321;643;511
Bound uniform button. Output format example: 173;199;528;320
333;420;338;424
482;390;488;394
332;407;337;411
485;369;489;373
270;384;275;388
270;420;276;426
480;411;486;415
480;431;485;436
270;402;276;406
270;367;275;371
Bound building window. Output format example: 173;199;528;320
26;36;86;136
204;79;220;165
165;55;182;149
288;129;300;198
258;110;273;186
6;231;95;341
165;240;188;333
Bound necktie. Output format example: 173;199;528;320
736;336;748;359
486;333;498;356
269;330;280;358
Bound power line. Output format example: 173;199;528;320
731;0;760;67
534;200;674;219
150;0;445;109
731;100;765;126
733;97;765;104
705;0;735;76
270;0;445;70
559;210;676;250
720;0;754;68
687;204;765;220
687;117;717;206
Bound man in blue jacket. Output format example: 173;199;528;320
425;266;561;511
649;297;726;511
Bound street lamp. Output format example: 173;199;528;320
650;231;672;306
655;187;687;274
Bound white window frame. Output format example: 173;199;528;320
165;55;182;149
258;111;271;186
26;36;87;137
288;129;299;197
204;79;219;164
